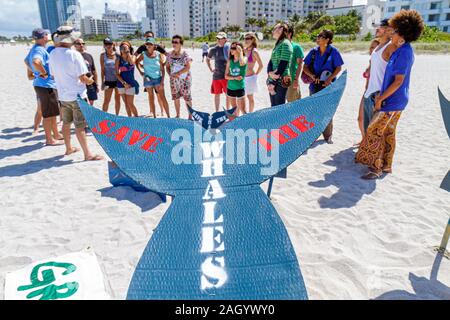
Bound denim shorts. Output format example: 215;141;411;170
144;76;162;88
363;92;378;131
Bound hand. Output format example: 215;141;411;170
236;46;243;55
323;78;332;87
210;68;215;74
124;83;131;89
39;72;48;79
269;72;280;80
172;72;180;78
374;95;383;111
86;77;94;86
235;76;243;81
293;80;299;90
314;77;321;84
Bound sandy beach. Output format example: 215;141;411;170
0;44;449;300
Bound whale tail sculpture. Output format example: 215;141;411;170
438;88;450;192
79;71;347;300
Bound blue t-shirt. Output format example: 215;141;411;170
26;44;56;89
304;45;344;90
381;43;414;112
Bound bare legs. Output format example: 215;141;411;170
63;123;103;161
103;88;121;115
147;89;157;118
156;86;170;118
229;97;247;117
43;117;63;146
121;94;138;117
357;97;365;144
247;94;255;113
33;102;42;134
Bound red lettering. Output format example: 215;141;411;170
271;125;299;144
107;126;130;143
141;137;163;153
92;120;115;135
129;130;149;146
291;116;315;133
255;136;272;152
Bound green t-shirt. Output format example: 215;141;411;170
290;42;305;80
270;39;293;77
227;58;247;91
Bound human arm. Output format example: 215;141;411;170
293;57;304;89
100;53;106;89
115;57;130;89
254;49;264;75
135;54;144;76
374;75;405;110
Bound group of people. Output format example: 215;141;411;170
25;9;424;180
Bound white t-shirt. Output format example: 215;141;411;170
49;47;88;102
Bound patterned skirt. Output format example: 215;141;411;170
355;111;402;172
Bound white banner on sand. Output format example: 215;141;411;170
4;248;110;300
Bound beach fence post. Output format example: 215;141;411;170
439;218;450;252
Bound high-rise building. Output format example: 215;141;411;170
146;0;156;20
37;0;81;32
80;16;110;36
38;0;60;33
154;0;191;38
384;0;450;32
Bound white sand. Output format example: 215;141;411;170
0;45;449;300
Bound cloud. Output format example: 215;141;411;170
0;0;146;36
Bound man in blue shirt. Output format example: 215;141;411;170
26;28;63;146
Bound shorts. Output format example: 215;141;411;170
34;86;60;119
363;92;378;131
104;81;118;89
202;52;208;58
170;76;192;101
286;83;301;102
227;88;245;99
244;75;259;95
144;76;162;88
118;86;136;96
211;79;228;95
60;100;87;129
87;84;98;101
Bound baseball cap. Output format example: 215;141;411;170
32;28;50;40
103;38;114;45
216;32;227;39
374;18;390;28
145;37;156;45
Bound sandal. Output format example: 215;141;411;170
361;171;382;180
85;155;104;162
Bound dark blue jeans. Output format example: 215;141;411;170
270;83;288;107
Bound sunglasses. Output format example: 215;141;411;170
244;37;253;41
230;47;237;50
172;41;181;44
317;35;327;39
75;42;85;45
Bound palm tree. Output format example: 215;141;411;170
246;17;258;31
256;17;268;31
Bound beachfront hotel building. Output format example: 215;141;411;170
384;0;450;32
38;0;82;32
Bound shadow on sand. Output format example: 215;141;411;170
1;126;33;134
0;155;73;178
98;187;168;213
308;147;377;209
0;131;33;140
375;252;450;300
0;142;44;160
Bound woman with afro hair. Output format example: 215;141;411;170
356;9;424;180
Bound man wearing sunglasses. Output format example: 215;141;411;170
74;39;98;106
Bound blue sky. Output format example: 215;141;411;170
0;0;372;37
0;0;146;37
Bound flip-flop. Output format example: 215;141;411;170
85;155;104;162
45;141;64;147
361;171;382;180
65;147;81;156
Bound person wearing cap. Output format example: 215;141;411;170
49;26;103;161
358;19;395;141
135;31;167;57
206;32;231;112
136;37;170;118
73;38;98;106
100;38;121;115
25;28;63;146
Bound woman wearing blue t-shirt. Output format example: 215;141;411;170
356;10;424;180
303;29;344;144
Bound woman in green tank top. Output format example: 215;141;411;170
225;42;247;116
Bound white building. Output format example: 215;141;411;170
110;21;142;39
81;16;109;36
154;0;191;38
384;0;450;32
326;0;386;35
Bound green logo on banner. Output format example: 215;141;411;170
17;262;79;300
